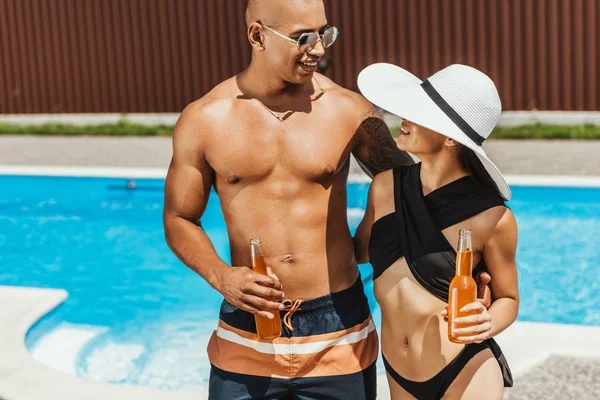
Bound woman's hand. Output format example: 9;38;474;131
440;271;492;322
451;302;492;344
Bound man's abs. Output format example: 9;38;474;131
222;180;359;300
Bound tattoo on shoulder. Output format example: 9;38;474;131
358;110;414;175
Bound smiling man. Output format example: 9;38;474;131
162;0;414;398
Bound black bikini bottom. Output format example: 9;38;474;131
383;341;494;399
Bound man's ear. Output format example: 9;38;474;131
248;23;265;50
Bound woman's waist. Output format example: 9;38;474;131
380;315;462;349
380;318;466;381
378;291;462;364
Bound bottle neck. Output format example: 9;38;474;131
250;238;264;258
456;230;473;276
455;250;473;276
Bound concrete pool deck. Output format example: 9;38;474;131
1;135;600;177
1;136;600;399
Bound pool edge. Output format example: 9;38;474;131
2;165;600;188
0;285;208;400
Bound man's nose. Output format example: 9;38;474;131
308;39;326;57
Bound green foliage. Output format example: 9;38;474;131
0;118;174;136
1;121;599;139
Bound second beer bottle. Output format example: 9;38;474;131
250;237;282;340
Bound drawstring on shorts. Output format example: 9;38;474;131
281;299;303;331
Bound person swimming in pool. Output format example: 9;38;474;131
163;1;492;398
353;63;519;399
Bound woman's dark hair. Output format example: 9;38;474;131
457;144;504;200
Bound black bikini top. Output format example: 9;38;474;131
368;163;506;302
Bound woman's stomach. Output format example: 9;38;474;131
375;257;465;381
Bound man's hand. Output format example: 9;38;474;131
441;271;493;321
216;266;285;319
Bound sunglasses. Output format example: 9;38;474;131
259;23;339;54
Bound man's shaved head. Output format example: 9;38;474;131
246;0;324;28
245;0;329;85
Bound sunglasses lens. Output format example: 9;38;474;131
322;26;338;48
298;32;319;53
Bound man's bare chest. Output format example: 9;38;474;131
206;114;356;185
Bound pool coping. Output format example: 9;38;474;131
0;286;207;400
2;165;600;187
1;286;600;400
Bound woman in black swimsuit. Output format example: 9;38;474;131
354;64;519;399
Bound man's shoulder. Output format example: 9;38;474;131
316;73;376;120
177;78;240;130
317;74;368;103
189;78;238;116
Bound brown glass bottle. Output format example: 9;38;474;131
448;229;478;343
250;238;282;340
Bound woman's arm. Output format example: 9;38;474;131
452;208;519;343
353;179;376;264
353;170;394;264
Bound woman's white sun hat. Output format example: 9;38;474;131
357;63;511;201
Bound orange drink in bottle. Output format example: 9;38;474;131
448;229;478;343
250;238;282;340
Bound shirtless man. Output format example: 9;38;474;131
163;1;482;399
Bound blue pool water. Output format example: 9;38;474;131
1;175;599;389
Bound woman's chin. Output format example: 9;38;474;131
396;137;412;152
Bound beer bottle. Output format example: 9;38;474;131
250;238;282;340
448;229;478;343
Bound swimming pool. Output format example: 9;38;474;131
1;175;599;390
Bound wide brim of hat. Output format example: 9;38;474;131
357;63;511;201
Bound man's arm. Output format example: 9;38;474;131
352;106;414;178
163;105;226;288
163;104;283;318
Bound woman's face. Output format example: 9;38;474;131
396;119;449;156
